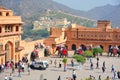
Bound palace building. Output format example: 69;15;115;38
0;7;24;64
44;20;120;52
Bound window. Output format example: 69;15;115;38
16;26;19;31
0;27;1;33
105;24;107;26
5;25;13;32
15;41;19;48
6;12;9;16
0;12;2;16
0;44;3;51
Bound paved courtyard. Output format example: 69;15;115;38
0;51;120;80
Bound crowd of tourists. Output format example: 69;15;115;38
2;44;120;80
1;57;31;80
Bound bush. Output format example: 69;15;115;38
62;58;67;64
92;47;103;55
73;54;85;63
83;50;93;57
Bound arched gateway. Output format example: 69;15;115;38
5;41;13;62
71;44;76;50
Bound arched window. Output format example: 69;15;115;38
6;12;9;16
0;12;2;16
16;26;19;31
0;27;1;33
71;44;76;50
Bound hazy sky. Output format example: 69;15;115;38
53;0;118;11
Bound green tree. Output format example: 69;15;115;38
73;54;85;63
83;50;93;58
92;47;103;56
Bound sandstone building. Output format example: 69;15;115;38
44;20;120;52
0;7;24;64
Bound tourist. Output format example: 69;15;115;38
102;66;105;73
71;59;74;67
4;75;8;80
111;65;115;72
90;62;93;70
113;71;117;80
59;60;62;68
15;62;18;69
103;61;106;68
58;75;61;80
72;69;76;80
117;70;120;79
89;57;93;63
54;59;57;67
28;66;31;75
21;63;24;72
50;59;52;64
96;61;99;69
9;73;12;80
18;67;21;77
96;56;99;62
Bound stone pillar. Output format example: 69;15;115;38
13;25;16;32
1;25;5;33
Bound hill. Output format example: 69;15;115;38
81;4;120;27
1;0;90;26
2;0;120;27
2;0;120;40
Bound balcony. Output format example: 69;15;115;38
15;46;24;52
0;16;23;24
0;50;7;56
0;31;23;37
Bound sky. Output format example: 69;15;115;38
53;0;119;11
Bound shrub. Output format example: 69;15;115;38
92;47;103;55
62;58;67;64
83;50;93;57
73;54;85;63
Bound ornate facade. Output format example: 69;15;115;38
66;20;120;51
44;20;120;52
0;7;24;64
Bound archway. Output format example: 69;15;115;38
71;44;76;50
5;41;13;62
81;44;86;51
100;45;104;50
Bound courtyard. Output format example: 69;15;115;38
0;51;120;80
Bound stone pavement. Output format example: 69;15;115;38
0;51;120;80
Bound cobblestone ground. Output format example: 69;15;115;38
0;51;120;80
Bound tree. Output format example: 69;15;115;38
73;54;85;64
92;47;103;56
83;50;93;58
